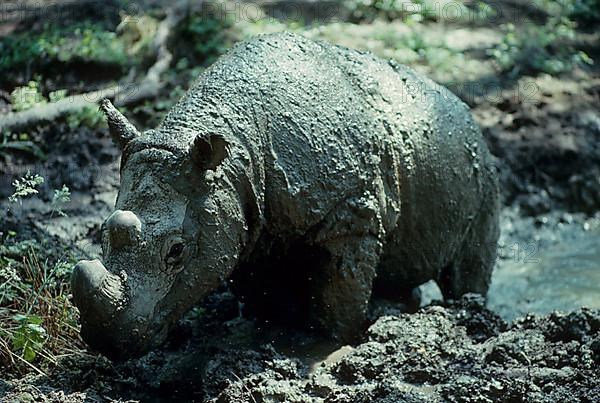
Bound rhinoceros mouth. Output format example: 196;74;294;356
72;258;176;358
71;259;132;356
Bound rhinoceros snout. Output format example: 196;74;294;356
106;209;142;249
72;259;136;357
72;259;125;322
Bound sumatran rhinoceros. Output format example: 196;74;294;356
71;32;499;358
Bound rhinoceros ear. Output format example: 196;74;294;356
99;98;141;148
190;134;228;171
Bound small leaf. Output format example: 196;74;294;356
11;314;27;323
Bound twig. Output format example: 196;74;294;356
230;370;258;403
0;336;47;376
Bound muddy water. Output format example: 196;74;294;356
419;210;600;321
489;227;600;321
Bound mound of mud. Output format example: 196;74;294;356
2;294;598;402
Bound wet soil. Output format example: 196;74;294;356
1;294;599;402
477;74;600;215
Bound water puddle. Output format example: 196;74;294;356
488;229;600;321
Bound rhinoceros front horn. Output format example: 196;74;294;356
100;98;140;148
106;210;142;249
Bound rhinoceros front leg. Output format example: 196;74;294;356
311;234;381;342
306;190;388;343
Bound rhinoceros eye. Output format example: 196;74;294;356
167;243;184;260
163;237;186;270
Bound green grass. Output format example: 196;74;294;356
1;175;79;376
0;237;82;376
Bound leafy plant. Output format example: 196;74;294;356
10;81;47;112
489;0;596;75
51;185;71;217
11;314;47;362
64;25;128;64
7;172;72;221
66;106;106;130
0;21;130;73
0;262;21;304
8;172;44;204
0;19;148;89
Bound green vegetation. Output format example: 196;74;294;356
10;81;47;112
345;0;595;76
7;172;70;213
301;21;472;83
345;0;472;23
0;132;46;160
490;0;595;75
1;81;105;163
131;84;187;127
51;186;71;218
0;22;130;73
8;81;106;130
537;0;600;25
1;175;79;374
178;11;234;66
0;238;81;374
7;172;44;204
10;314;47;363
66;107;107;130
489;20;590;75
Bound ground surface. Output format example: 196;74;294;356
2;295;600;402
0;0;599;402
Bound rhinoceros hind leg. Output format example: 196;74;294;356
437;204;499;300
310;235;381;342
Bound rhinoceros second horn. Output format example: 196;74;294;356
100;98;140;148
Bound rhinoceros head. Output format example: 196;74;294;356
71;100;237;358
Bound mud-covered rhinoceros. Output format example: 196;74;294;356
71;32;499;358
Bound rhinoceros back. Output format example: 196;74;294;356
160;32;498;282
